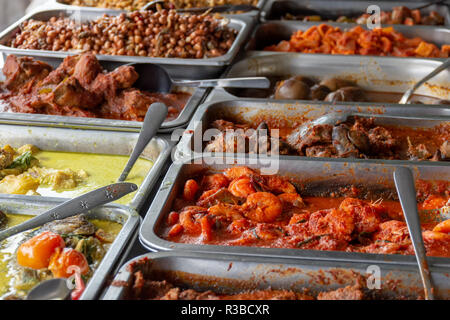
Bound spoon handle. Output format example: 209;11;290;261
118;103;168;182
394;167;434;300
0;182;138;242
399;58;450;104
172;77;271;89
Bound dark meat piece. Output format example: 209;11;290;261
305;145;334;158
310;84;331;100
391;6;411;24
40;55;81;87
317;285;365;300
3;55;52;92
332;124;359;158
102;89;152;121
287;124;333;154
91;65;139;97
0;210;7;228
347;128;371;154
42;214;96;236
73;52;103;89
422;11;445;25
324;87;366;103
407;139;432;160
52;77;103;109
440;141;450;160
367;126;397;154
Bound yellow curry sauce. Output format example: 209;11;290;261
0;213;122;299
36;151;154;204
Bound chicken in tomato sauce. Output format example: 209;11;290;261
160;166;450;257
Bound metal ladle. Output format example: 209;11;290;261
129;63;270;93
393;167;435;300
399;58;450;104
117;102;168;182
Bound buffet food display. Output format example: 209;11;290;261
0;53;190;121
0;0;448;302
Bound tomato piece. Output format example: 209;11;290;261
17;231;65;270
48;248;89;278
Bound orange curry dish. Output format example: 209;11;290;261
0;53;191;122
264;24;450;58
161;166;450;257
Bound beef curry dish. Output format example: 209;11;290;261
205;117;450;162
0;53;191;122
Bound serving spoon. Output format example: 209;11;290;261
117;102;168;182
399;58;450;104
129;63;270;93
142;0;259;13
0;182;137;242
393;167;435;300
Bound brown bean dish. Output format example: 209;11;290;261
7;10;237;59
226;75;450;105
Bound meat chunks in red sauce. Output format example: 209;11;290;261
0;53;189;121
3;55;52;92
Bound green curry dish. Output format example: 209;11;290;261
7;152;36;171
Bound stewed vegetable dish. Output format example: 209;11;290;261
161;166;450;256
0;53;190;121
205;117;450;161
0;144;153;204
0;213;122;299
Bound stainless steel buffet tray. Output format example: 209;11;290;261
139;156;450;267
51;0;268;17
261;0;450;25
0;123;172;211
0;195;140;300
207;52;450;103
0;8;255;79
102;251;450;300
0;58;207;132
247;20;450;55
174;99;450;162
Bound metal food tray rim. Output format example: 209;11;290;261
174;97;450;164
49;0;268;16
101;250;450;300
0;59;208;131
0;8;254;67
0;194;141;300
0;122;173;212
139;155;450;268
260;0;450;26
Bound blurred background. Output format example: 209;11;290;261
0;0;46;31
